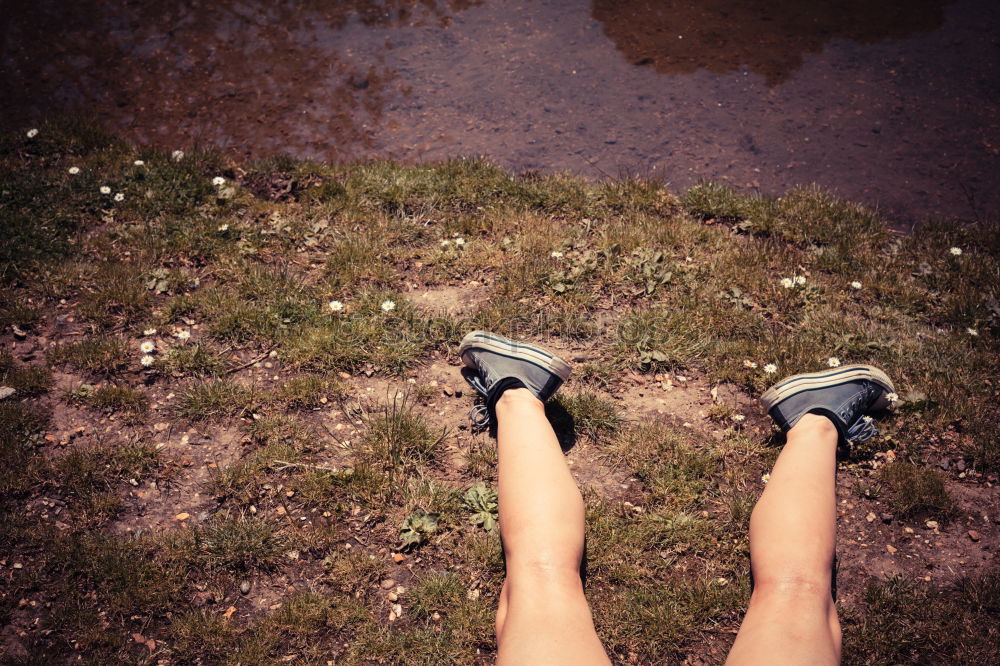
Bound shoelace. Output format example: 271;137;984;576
846;416;879;443
462;371;491;428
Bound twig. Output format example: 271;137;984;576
271;460;344;473
224;347;274;375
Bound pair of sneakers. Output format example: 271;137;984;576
458;330;895;443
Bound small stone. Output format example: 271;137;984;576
925;520;939;530
380;579;396;589
431;612;441;621
442;386;453;396
956;459;967;472
880;513;894;524
392;603;403;618
392;553;406;563
154;422;169;431
903;527;914;534
0;387;15;400
11;325;27;339
396;586;406;595
968;530;981;542
240;580;251;595
886;544;897;554
174;512;191;521
387;592;398;601
866;512;876;523
338;372;351;380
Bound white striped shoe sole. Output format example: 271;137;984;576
761;365;894;412
458;331;572;381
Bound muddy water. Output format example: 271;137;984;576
2;0;998;224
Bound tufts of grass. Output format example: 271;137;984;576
878;462;956;519
48;337;129;374
161;342;227;376
49;441;161;522
554;390;621;442
170;610;235;661
0;353;53;396
276;373;346;409
175;378;256;421
77;262;151;328
0;402;48;495
196;514;285;572
359;393;447;469
66;383;149;422
842;572;1000;664
213;416;314;503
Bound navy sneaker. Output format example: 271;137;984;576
761;365;895;444
458;331;572;427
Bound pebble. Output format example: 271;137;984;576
240;580;251;595
886;544;897;554
866;512;876;523
174;512;191;521
392;553;406;563
880;513;894;524
380;579;396;589
925;520;939;530
968;530;982;542
0;387;16;400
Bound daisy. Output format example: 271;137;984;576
967;327;979;336
212;176;226;187
886;392;899;404
140;355;155;367
794;275;806;286
134;159;145;167
743;360;757;369
551;251;564;258
26;128;39;138
949;247;962;256
850;281;862;290
454;237;465;246
68;166;80;175
218;224;229;232
99;186;111;195
175;329;191;341
827;357;841;367
440;239;452;247
328;300;345;313
763;363;777;374
114;192;125;202
761;473;770;484
172;150;185;161
732;414;745;422
143;328;157;336
780;277;794;289
861;415;873;423
381;300;396;312
140;341;155;354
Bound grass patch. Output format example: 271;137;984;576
0;353;53;396
66;383;149;422
359;393;447;469
878;462;956;519
555;389;621;442
49;337;129;374
175;378;256;420
160;342;227;376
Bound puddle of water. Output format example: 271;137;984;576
2;0;998;224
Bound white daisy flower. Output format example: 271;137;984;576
949;247;962;256
780;277;794;289
763;363;777;374
743;360;757;369
217;224;229;232
328;300;344;313
761;473;770;484
212;176;226;187
175;329;191;340
68;166;80;175
143;328;157;336
827;357;841;367
140;341;155;354
133;159;145;166
114;192;125;202
732;414;745;422
794;275;806;286
862;415;873;423
99;186;111;195
440;239;451;247
26;128;39;138
551;251;564;258
140;355;155;367
967;327;978;336
454;237;465;246
850;281;862;290
381;300;396;312
172;150;185;161
886;392;899;404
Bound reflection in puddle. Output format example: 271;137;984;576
593;0;953;85
2;0;997;223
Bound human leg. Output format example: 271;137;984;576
726;365;895;666
458;331;610;665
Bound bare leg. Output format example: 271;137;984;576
726;414;842;666
493;388;610;665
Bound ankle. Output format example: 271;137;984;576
788;413;838;439
496;387;543;410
